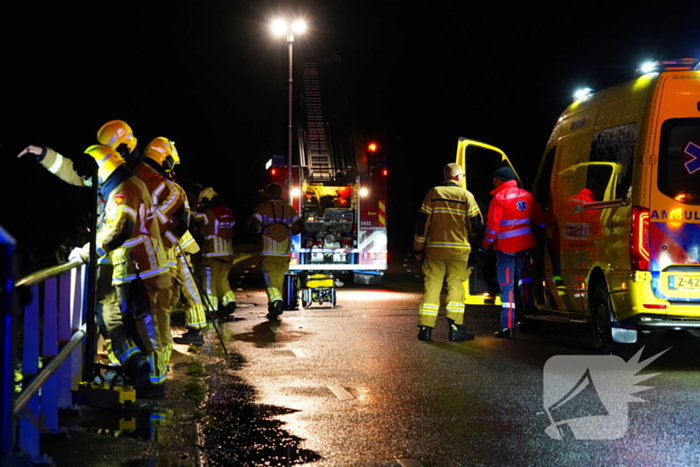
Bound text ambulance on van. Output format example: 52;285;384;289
459;58;700;352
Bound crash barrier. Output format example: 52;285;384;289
8;257;87;464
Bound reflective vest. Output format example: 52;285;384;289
414;181;482;261
483;180;544;253
194;205;234;259
249;199;302;257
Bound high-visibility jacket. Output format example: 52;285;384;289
414;180;483;262
248;199;303;257
81;165;170;285
172;183;199;255
39;148;90;187
133;161;185;250
482;180;545;253
194;204;234;260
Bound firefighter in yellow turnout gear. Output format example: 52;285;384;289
248;183;304;320
76;144;171;395
148;140;208;346
193;187;237;319
414;163;483;342
140;137;207;351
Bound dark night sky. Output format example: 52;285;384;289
4;0;700;273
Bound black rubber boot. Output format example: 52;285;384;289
494;328;515;339
266;301;283;320
173;328;204;347
449;324;475;342
418;325;433;341
124;353;151;391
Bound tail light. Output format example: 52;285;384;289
364;252;388;259
630;206;650;270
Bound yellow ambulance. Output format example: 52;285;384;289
459;58;700;352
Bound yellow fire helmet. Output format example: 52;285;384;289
198;187;218;205
97;120;138;154
85;144;126;180
144;137;179;171
170;140;180;166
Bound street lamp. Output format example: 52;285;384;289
271;18;307;202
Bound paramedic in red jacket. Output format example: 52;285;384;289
482;167;545;339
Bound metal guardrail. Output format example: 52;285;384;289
8;258;87;464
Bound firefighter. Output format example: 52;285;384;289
153;143;208;346
482;166;545;339
193;187;237;318
414;163;483;342
248;183;304;320
70;144;171;396
141;137;207;347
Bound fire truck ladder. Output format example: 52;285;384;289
302;62;333;181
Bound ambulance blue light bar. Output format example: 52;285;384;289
635;58;700;75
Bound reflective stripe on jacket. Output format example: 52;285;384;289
482;180;545;253
414;181;482;261
249;199;303;257
91;169;169;284
194;205;234;259
133;163;184;249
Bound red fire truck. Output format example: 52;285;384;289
266;59;388;285
267;144;388;285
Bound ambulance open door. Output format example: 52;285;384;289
455;137;521;306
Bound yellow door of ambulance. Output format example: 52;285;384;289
455;137;520;305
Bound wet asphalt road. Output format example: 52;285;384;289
204;253;700;467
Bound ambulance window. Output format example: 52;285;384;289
658;118;700;205
589;123;638;200
534;147;555;209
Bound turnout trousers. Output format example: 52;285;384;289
260;254;290;305
418;256;469;328
202;257;236;311
173;252;207;330
101;274;171;387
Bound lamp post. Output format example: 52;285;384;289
271;18;306;202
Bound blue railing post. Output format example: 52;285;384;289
0;225;17;464
19;285;40;460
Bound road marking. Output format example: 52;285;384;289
406;269;412;273
240;275;245;278
403;263;408;267
327;385;354;400
397;459;423;467
244;270;249;273
291;348;307;358
237;288;243;291
251;265;257;268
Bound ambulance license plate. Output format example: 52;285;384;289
669;275;700;290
